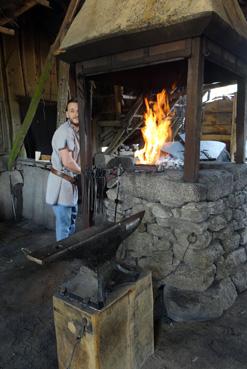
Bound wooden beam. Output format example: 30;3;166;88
235;79;247;163
0;26;15;36
184;37;204;182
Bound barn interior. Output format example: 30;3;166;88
2;1;247;369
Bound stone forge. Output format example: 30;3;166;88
104;163;247;321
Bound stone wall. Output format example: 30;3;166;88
104;163;247;321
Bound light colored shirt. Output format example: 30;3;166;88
46;120;80;206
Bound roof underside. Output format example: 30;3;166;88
59;0;247;63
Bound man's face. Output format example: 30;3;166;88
66;102;79;126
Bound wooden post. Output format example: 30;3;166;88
184;37;204;182
56;61;70;127
235;79;247;163
76;63;93;228
230;93;237;162
0;38;12;153
114;85;122;119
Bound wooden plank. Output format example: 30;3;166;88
203;112;232;126
40;33;58;101
235;79;247;163
184;37;204;182
202;126;232;135
149;39;189;56
201;134;231;141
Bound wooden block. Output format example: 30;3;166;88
53;271;154;369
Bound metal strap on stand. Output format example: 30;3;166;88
84;165;125;225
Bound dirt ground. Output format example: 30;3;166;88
1;219;247;369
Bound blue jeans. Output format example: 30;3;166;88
52;205;78;241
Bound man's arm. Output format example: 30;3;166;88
59;148;81;174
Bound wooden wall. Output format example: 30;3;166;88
0;15;58;155
201;97;235;155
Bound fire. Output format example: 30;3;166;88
135;89;173;164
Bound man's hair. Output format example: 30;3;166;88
66;98;78;111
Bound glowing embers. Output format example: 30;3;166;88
135;89;173;164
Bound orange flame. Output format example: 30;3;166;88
135;89;173;164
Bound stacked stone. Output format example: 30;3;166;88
104;163;247;321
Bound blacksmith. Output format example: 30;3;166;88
46;99;81;241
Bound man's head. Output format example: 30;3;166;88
66;99;79;126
